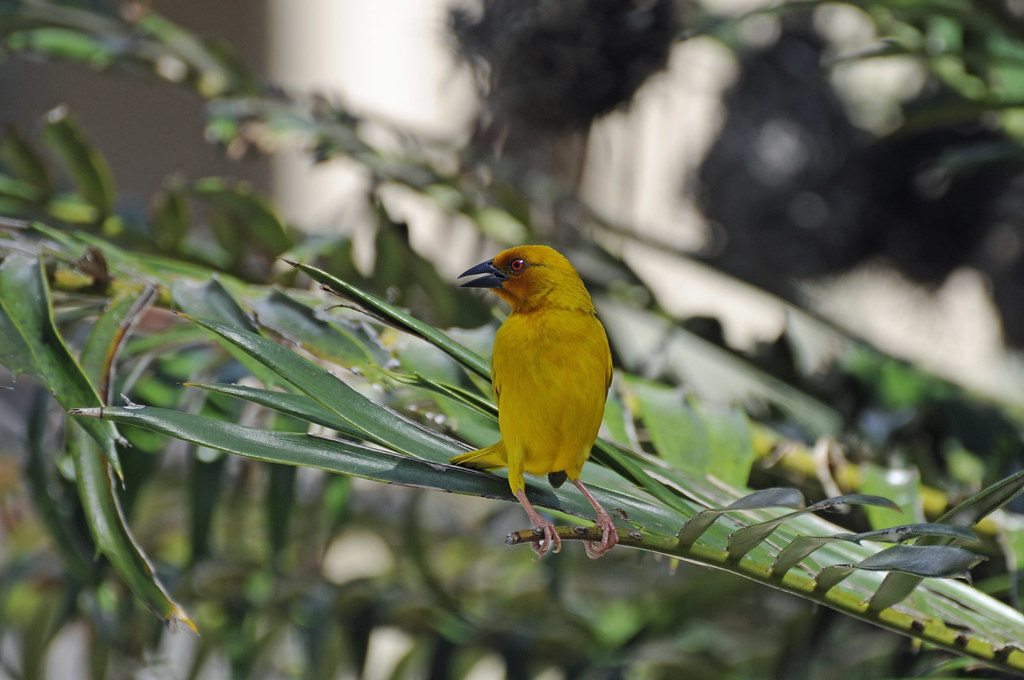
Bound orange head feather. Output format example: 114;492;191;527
459;245;595;314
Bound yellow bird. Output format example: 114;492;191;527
452;245;618;558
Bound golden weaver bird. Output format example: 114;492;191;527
452;245;618;558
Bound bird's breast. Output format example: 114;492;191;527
492;308;611;476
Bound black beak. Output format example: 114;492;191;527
459;259;507;289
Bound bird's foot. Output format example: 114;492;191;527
514;488;561;560
570;478;619;559
529;517;561;560
583;511;619;559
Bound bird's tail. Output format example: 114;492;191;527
450;441;507;470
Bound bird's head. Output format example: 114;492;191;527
459;245;595;313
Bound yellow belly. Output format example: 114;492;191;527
492;307;611;489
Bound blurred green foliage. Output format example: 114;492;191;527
1;2;1024;679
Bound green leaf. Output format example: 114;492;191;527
861;463;920;530
24;391;96;585
192;178;291;256
871;469;1024;612
701;404;755;488
678;488;804;547
935;468;1024;530
815;564;857;593
600;389;634;447
770;522;979;578
730;488;806;510
66;422;194;631
392;372;497;420
423;389;501;449
622;377;706;470
7;27;113;63
0;173;45;203
286;260;491;379
182;315;467;461
75;405;684;535
597;297;843;439
266;463;297;562
0;124;51;198
620;375;755;487
806;494;901;513
79;285;158;402
151;184;189;251
0;254;122;476
188;455;225;562
857;545;986;580
40;105;115;219
730;494;911;560
172;276;257;332
250;288;380;368
171;277;289;391
839;524;979;545
772;535;837;576
135;11;247;97
183;381;366;439
728;510;804;560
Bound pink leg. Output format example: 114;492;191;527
514;489;561;559
572;479;619;559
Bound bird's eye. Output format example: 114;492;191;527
510;258;525;272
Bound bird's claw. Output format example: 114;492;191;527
530;521;561;560
583;515;619;559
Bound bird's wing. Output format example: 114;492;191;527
605;350;613;390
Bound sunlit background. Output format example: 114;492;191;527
3;0;1024;678
3;0;1016;396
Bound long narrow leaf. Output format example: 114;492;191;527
24;391;96;584
730;495;919;561
936;468;1024;530
815;564;857;593
64;402;1024;672
0;124;52;196
772;535;838;576
183;381;365;438
183;315;466;460
857;545;986;580
72;405;685;536
839;524;979;545
250;288;382;368
286;260;491;379
172;276;258;333
806;495;901;513
678;488;805;547
40;106;115;217
79;284;157;402
0;254;122;476
872;470;1024;612
771;524;979;578
67;422;194;630
728;510;805;559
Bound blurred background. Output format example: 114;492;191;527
5;0;1020;395
2;0;1024;678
